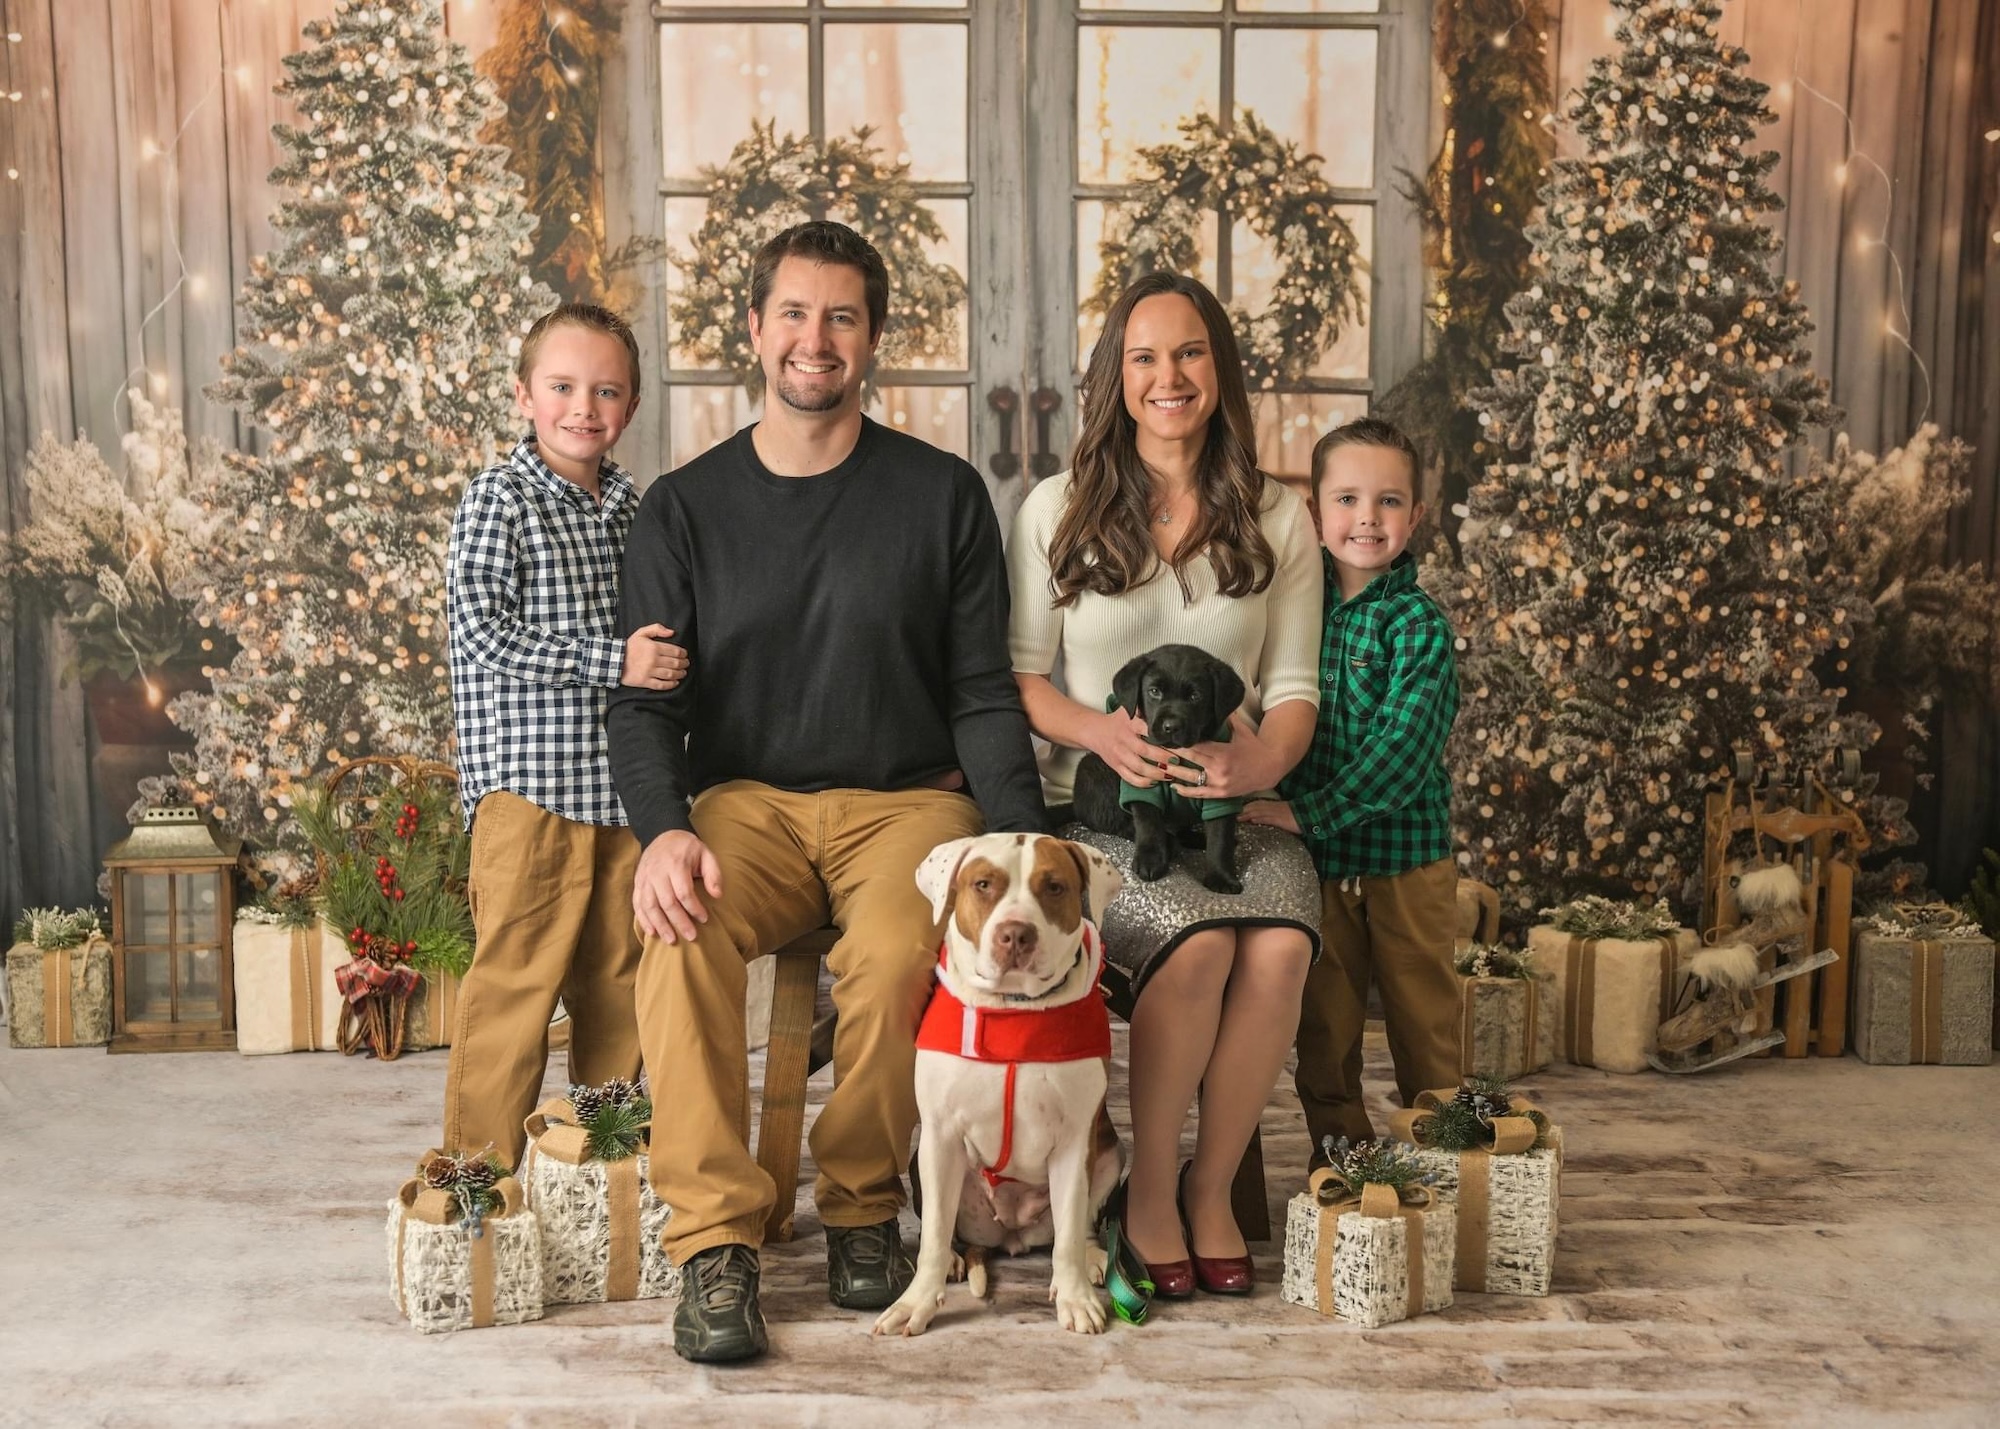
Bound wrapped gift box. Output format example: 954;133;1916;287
233;917;344;1054
1527;922;1696;1073
1281;1178;1455;1328
5;937;113;1048
1392;1087;1560;1297
386;1158;543;1334
1455;878;1501;950
402;968;462;1052
1454;948;1550;1079
1851;928;1993;1066
521;1098;677;1305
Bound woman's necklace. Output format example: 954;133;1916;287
1152;484;1192;526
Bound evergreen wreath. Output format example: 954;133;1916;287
1085;110;1365;390
670;121;965;399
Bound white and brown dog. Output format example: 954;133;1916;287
873;833;1126;1337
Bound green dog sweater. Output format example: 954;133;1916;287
1106;695;1245;822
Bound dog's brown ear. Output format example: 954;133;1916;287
1110;653;1152;720
1208;660;1246;731
916;837;981;923
1060;839;1125;921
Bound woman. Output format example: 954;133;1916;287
1007;272;1322;1297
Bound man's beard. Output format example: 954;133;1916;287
768;362;850;414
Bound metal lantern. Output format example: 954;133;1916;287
103;806;242;1052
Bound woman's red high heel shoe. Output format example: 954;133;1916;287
1179;1162;1255;1296
1108;1176;1194;1299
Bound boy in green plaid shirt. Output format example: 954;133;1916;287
1241;418;1461;1156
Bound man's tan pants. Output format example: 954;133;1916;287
1293;856;1462;1155
443;791;644;1169
641;781;983;1265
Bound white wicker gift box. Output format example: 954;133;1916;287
1392;1087;1560;1297
385;1155;543;1334
520;1097;677;1305
1281;1174;1455;1328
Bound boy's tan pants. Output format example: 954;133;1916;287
1293;856;1462;1156
639;780;984;1266
443;791;644;1169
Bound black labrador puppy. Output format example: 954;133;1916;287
1072;643;1247;895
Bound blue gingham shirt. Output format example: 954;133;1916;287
446;436;637;828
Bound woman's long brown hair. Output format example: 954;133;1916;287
1047;272;1276;607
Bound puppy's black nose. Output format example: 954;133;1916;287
989;920;1039;971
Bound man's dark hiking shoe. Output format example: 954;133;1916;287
673;1243;769;1363
826;1220;915;1310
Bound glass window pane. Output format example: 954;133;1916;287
124;872;171;945
1234;27;1376;189
666;0;794;7
176;947;222;1021
1230;201;1372;380
1255;391;1368;484
892;198;967;370
666;197;731;371
1077;26;1220;185
828;0;967;6
670;386;758;472
1084;0;1219;10
1076;199;1218;370
1239;0;1379;13
661;24;811;177
875;386;969;460
174;872;222;943
824;24;967;183
125;948;173;1022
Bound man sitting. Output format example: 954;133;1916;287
606;220;1046;1363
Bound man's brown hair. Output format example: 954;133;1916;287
516;302;643;392
747;221;891;338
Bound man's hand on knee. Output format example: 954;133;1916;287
635;831;724;943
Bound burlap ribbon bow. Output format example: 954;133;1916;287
1391;1088;1544;1293
1306;1170;1437;1319
522;1097;651;1302
393;1157;526;1329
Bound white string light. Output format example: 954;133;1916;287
1786;0;1932;425
113;65;225;438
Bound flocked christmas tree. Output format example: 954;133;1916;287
1438;0;1883;916
161;0;553;841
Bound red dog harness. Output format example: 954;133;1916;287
914;923;1110;1189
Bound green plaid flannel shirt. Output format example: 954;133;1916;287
1279;551;1459;880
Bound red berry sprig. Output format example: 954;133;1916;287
346;928;417;962
375;855;407;903
393;802;420;840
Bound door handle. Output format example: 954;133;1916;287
1029;386;1063;480
986;385;1020;481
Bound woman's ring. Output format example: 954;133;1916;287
1195;769;1208;789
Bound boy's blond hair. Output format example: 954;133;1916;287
517;302;643;392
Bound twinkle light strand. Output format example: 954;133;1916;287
1786;0;1932;425
115;66;226;437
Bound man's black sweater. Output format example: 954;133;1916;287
606;418;1048;847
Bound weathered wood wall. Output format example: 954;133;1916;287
0;0;498;927
2;0;1995;929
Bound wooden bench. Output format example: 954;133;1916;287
753;930;1270;1244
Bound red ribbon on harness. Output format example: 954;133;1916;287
914;924;1111;1187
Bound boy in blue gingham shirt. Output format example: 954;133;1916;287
441;303;686;1169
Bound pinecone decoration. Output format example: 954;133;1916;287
566;1083;605;1125
1457;1076;1514;1125
600;1076;644;1109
